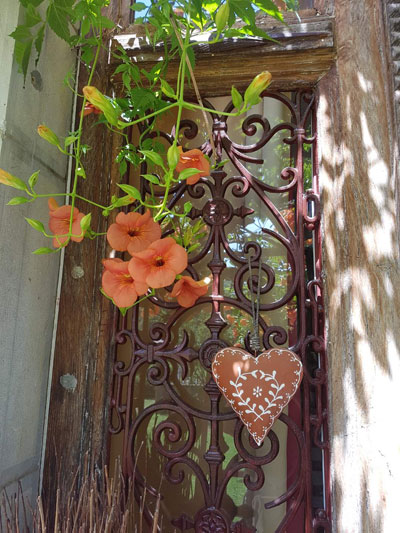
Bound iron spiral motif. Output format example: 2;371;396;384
109;90;331;532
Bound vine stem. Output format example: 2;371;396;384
170;17;217;160
32;192;107;210
154;16;189;222
66;27;103;243
120;103;178;128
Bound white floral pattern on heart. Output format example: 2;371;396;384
212;347;303;445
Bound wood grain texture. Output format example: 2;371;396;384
42;0;130;505
112;17;335;95
318;0;400;530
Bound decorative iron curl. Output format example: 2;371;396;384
147;357;169;386
165;456;211;506
153;412;196;458
216;462;265;508
234;419;279;466
126;403;196;474
222;175;251;198
262;326;288;349
148;321;171;348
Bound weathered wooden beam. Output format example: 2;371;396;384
318;0;400;530
111;17;335;95
42;0;130;507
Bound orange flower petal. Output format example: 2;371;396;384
107;223;131;251
186;172;201;185
48;198;59;211
102;259;142;308
71;213;84;242
134;280;150;296
49;204;86;248
129;237;187;289
146;266;177;288
102;258;126;273
176;147;210;184
164;243;187;274
102;271;138;307
107;210;161;253
171;276;208;307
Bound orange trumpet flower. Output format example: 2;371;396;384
129;237;187;289
102;258;148;308
176;147;210;185
107;210;161;255
48;198;85;248
170;276;209;308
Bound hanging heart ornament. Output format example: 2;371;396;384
212;347;303;445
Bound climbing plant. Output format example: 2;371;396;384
1;0;298;314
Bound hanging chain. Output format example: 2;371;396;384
247;251;263;355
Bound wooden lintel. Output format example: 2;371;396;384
111;17;335;95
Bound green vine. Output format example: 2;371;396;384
1;0;299;310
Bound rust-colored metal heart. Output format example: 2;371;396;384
212;347;303;445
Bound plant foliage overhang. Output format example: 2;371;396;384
2;0;334;315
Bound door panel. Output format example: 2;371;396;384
109;90;329;532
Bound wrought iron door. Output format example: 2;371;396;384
109;89;331;532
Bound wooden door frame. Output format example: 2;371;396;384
42;0;336;515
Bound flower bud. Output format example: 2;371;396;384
244;71;272;107
37;125;60;146
167;145;180;170
0;168;28;191
215;1;230;33
82;86;121;126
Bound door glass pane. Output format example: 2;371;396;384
109;90;316;532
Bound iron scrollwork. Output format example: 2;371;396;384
109;90;331;532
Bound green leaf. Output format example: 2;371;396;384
80;16;91;37
118;159;128;176
141;173;160;185
34;24;45;66
130;2;147;11
25;217;45;233
183;201;192;214
140;149;165;168
160;79;176;99
10;25;33;82
76;166;86;179
7;196;32;206
253;0;284;22
231;86;243;110
113;63;128;75
97;15;115;29
20;0;45;7
80;212;91;232
117;183;142;201
47;0;72;43
81;44;94;65
9;26;32;42
28;170;40;190
178;168;201;181
26;5;42;27
122;71;131;91
188;242;201;253
230;0;256;26
33;247;56;255
112;195;135;208
64;135;78;148
0;174;29;192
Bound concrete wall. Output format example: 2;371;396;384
0;0;74;502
